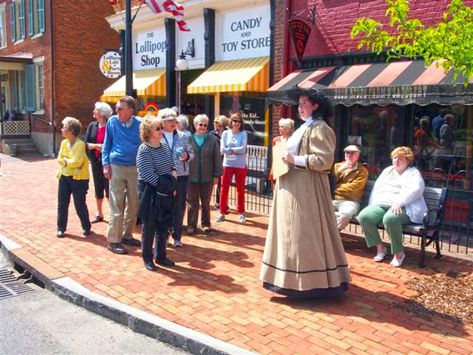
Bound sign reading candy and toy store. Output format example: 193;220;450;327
133;27;167;71
216;4;271;61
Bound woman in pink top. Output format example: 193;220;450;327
85;102;113;223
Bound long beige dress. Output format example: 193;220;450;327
260;117;352;298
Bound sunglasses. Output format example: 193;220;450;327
198;123;208;127
155;126;162;131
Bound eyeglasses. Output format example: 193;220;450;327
198;124;208;127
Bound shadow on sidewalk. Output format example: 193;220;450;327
269;283;468;337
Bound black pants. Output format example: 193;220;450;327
172;175;188;241
57;176;91;233
90;159;109;200
141;219;168;262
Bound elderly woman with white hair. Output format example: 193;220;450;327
159;108;194;247
57;117;91;238
85;102;113;223
269;118;295;183
187;114;222;234
176;114;192;138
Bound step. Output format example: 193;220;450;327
2;138;34;144
18;147;39;154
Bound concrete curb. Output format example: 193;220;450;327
0;234;256;355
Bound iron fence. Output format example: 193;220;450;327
213;145;472;256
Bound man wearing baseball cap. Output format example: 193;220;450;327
332;144;369;231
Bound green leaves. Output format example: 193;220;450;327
351;0;473;85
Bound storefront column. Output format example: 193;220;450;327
214;93;220;117
165;18;176;108
204;8;215;120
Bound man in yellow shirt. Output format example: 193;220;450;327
332;145;368;231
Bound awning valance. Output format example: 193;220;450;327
100;69;166;103
267;61;473;106
187;57;269;94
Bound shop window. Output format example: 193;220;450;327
412;105;473;192
0;4;6;48
28;0;44;37
10;0;26;43
347;105;407;178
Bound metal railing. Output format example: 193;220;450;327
211;145;472;256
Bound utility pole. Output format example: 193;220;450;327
125;0;136;97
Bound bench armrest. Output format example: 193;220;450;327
422;208;442;230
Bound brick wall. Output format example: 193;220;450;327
0;0;52;133
53;1;118;131
289;0;473;58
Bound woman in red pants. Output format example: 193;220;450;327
216;113;248;223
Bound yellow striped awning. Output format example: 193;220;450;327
187;57;269;94
100;69;166;103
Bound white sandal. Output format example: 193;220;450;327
390;254;406;267
373;247;388;262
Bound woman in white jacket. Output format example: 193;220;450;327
358;146;427;267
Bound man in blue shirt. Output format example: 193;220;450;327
102;96;142;254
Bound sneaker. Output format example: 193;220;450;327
187;227;195;235
173;239;183;247
390;254;406;268
56;231;65;238
216;214;225;223
202;226;211;233
373;247;388;262
239;215;247;223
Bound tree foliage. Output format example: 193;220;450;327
351;0;473;84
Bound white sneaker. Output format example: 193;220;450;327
173;240;183;248
373;247;388;262
216;214;225;222
239;215;246;223
390;254;406;267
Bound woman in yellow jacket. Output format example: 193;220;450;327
56;117;91;238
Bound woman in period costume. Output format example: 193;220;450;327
260;88;351;298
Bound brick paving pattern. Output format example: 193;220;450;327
1;154;472;354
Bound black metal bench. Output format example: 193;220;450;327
351;181;448;268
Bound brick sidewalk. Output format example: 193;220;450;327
1;153;472;354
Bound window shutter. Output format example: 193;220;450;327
19;0;25;39
28;0;33;36
10;2;16;43
37;0;44;33
24;64;36;112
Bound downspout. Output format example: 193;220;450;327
50;0;56;156
282;0;290;117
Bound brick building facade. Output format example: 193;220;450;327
0;0;118;155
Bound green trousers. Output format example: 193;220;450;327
357;204;410;254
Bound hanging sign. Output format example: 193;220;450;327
99;51;121;78
288;19;311;65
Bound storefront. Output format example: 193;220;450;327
100;26;168;113
268;58;473;229
186;4;271;146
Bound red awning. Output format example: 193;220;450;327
267;60;473;106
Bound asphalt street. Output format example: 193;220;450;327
0;252;185;355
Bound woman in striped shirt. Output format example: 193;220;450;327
137;114;176;271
